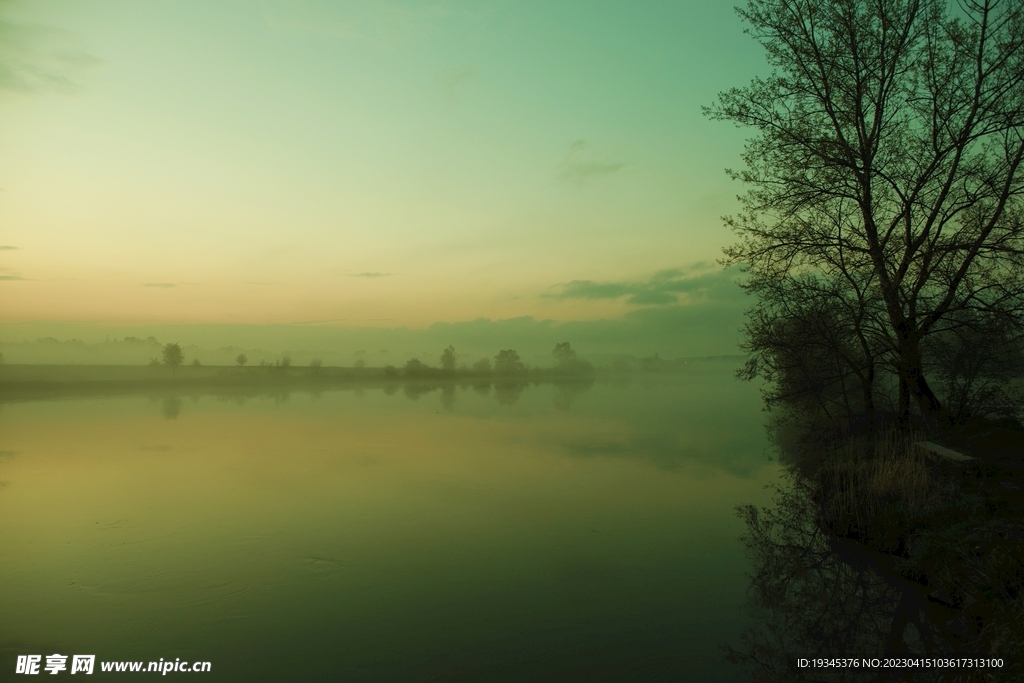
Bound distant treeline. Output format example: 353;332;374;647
149;341;596;378
0;338;735;375
0;344;746;400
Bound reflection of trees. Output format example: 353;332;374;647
160;395;182;419
727;474;986;683
494;379;527;406
440;385;455;413
402;383;436;401
552;377;594;411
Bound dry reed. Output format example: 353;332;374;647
818;429;945;551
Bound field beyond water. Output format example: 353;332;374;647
0;359;778;681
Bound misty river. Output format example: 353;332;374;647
0;359;779;681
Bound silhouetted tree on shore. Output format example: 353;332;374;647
404;358;429;377
162;343;184;376
552;342;575;365
709;0;1024;425
440;345;456;373
494;349;525;375
551;342;594;376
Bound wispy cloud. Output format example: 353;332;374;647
0;13;101;94
143;283;176;288
550;267;738;306
345;271;391;278
0;245;17;250
438;66;477;103
0;274;24;280
292;317;394;326
292;318;352;326
560;139;624;184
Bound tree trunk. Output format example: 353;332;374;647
898;373;910;426
898;335;948;427
861;362;876;434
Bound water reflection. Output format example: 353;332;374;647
122;372;768;478
727;472;1009;682
553;377;595;412
160;395;181;420
137;377;596;418
494;378;527;405
440;384;456;413
0;365;776;681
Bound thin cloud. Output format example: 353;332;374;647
143;283;176;288
346;271;391;278
0;15;101;94
438;66;477;103
0;245;17;250
0;274;24;281
550;267;739;306
292;318;352;326
560;139;624;184
292;317;395;326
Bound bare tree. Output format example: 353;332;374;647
709;0;1024;424
741;270;890;429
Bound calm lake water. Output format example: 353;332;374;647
0;362;779;682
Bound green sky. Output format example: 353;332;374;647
0;0;763;355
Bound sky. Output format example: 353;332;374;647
0;0;765;357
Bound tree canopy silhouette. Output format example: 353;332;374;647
491;350;524;376
552;342;576;365
493;349;525;375
709;0;1024;424
440;345;456;373
162;343;184;376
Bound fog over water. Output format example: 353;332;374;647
0;362;778;681
0;2;791;679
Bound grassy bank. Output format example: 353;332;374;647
816;425;1024;666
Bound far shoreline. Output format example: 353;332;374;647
0;359;744;401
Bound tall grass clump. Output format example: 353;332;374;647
817;429;948;554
